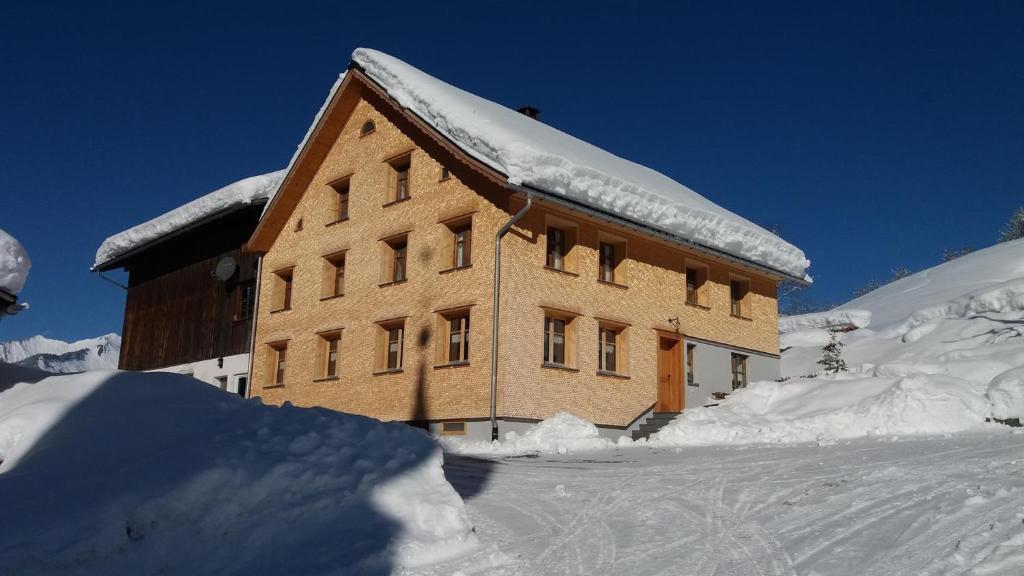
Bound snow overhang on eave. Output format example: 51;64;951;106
92;200;269;272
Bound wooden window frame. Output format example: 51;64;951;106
271;268;294;312
440;215;473;272
315;330;342;380
267;341;288;386
439;166;451;182
596;319;630;376
542;308;578;369
685;262;710;308
544;215;579;274
597;231;628;286
234;280;256;321
730;275;752;319
386;154;412;204
375;319;406;373
440;421;466;436
328;177;351;224
379;234;410;286
435;309;471;366
731;353;748;390
321;251;347;299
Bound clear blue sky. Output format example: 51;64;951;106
2;1;1022;341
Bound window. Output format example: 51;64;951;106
439;166;451;181
360;119;375;136
317;331;341;378
272;268;294;311
331;178;350;222
269;342;288;385
731;277;751;318
380;235;410;285
294;218;303;232
598;326;618;372
374;319;407;373
547;227;566;270
387;155;412;203
322;252;346;298
440;421;466;435
686;343;696;385
387;326;404;370
215;375;228;390
235;375;248;397
542;311;578;368
731;353;748;390
544;217;578;273
441;216;473;271
453;226;471;269
597;234;628;284
235;281;255;321
685;264;709;307
393;241;407;282
447;314;470;364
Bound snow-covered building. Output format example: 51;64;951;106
93;171;285;393
0;228;31;320
244;49;810;440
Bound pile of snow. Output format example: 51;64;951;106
0;333;120;373
0;371;477;573
351;49;809;280
441;412;620;456
93;170;286;269
0;228;30;296
656;238;1024;447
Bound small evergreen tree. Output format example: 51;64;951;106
817;328;847;375
942;246;974;262
998;207;1024;243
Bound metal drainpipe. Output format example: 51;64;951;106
244;256;264;399
490;191;533;441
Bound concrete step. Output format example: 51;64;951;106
631;411;683;441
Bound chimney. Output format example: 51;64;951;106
517;105;541;120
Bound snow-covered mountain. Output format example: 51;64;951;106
654;238;1024;446
0;334;120;373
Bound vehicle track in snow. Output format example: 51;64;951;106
422;432;1024;576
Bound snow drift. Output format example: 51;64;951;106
0;228;30;295
656;238;1024;446
441;412;618;455
0;371;477;574
93;171;285;269
0;333;120;373
351;49;809;280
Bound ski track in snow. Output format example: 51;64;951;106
412;433;1024;576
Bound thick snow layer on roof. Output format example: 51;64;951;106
352;48;810;280
93;170;286;269
0;228;30;295
0;371;478;572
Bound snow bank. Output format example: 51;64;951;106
0;371;477;573
0;228;30;295
441;412;619;455
779;309;871;333
351;48;810;280
651;373;999;446
93;171;286;269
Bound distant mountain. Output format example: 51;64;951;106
0;334;120;373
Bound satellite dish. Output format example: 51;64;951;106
214;257;237;281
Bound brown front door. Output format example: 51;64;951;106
656;337;684;412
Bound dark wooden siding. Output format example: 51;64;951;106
118;206;263;371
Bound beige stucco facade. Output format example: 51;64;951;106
250;90;782;429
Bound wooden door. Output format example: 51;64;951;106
656;337;684;412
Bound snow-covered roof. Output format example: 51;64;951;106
351;49;811;280
93;170;286;270
0;228;30;295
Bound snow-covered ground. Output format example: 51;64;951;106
0;370;477;575
428;434;1024;576
0;227;30;296
0;333;120;373
651;239;1024;446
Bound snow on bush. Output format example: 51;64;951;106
352;48;810;280
0;371;477;574
651;373;999;447
93;170;286;269
441;412;619;455
0;228;30;295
